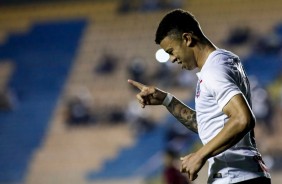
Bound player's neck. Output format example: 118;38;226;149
196;40;216;70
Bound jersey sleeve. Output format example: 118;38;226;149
202;65;242;110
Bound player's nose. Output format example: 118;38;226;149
170;55;177;63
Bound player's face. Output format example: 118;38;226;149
160;35;197;70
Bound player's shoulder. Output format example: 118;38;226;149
202;49;239;74
201;53;240;86
206;49;238;65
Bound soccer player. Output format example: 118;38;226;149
128;9;271;184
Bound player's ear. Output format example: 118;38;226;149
182;32;193;47
182;32;196;47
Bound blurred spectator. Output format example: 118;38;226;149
125;100;155;136
274;22;282;37
127;56;147;84
0;88;18;111
117;0;132;13
165;121;193;154
254;33;282;55
267;74;282;106
225;26;252;46
163;149;191;184
65;87;95;126
117;0;141;13
153;62;177;88
250;76;274;134
140;0;160;11
0;61;17;111
117;0;183;13
176;70;198;88
164;0;184;9
107;105;126;123
95;49;118;75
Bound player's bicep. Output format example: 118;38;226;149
223;94;255;130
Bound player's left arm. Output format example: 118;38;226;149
181;93;255;181
198;93;255;157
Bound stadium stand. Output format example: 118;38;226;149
0;19;86;182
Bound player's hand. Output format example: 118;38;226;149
180;152;206;181
127;79;167;108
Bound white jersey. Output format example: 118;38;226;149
195;49;270;183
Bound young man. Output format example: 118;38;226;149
128;9;271;184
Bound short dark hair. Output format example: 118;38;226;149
155;9;203;44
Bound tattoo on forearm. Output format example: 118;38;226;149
167;97;198;134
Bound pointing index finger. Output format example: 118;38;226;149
127;79;146;90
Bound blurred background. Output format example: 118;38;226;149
0;0;282;184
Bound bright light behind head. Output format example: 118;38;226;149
155;49;169;63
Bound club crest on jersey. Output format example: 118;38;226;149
196;80;202;98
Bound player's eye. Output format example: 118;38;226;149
166;48;173;56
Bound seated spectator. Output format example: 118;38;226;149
254;33;282;54
165;121;193;154
267;74;282;105
153;62;177;88
95;50;118;74
250;76;274;134
125;100;155;136
225;26;252;46
0;88;18;111
127;56;148;85
140;0;160;11
65;87;95;126
117;0;140;13
108;105;126;123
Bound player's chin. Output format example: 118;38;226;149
182;65;193;70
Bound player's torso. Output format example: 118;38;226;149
194;49;270;183
195;49;251;144
195;72;226;144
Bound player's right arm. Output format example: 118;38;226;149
166;97;198;133
128;79;198;134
